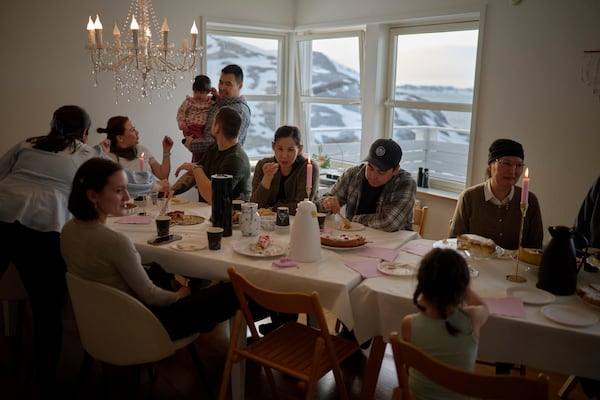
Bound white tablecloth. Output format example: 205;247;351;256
350;239;600;380
108;201;419;331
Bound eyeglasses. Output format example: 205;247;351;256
495;159;525;170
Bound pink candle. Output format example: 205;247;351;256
306;156;313;188
139;152;145;172
520;168;529;204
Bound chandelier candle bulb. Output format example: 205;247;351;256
130;16;139;48
190;21;198;50
113;23;121;50
160;18;169;49
93;15;103;48
87;16;96;48
521;168;529;205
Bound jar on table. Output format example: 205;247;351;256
240;202;260;237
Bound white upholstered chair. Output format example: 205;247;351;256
65;271;214;398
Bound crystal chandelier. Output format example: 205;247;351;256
85;0;202;103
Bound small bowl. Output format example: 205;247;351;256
123;203;138;215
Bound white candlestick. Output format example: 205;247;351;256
93;15;103;48
113;23;121;50
130;16;139;48
161;18;169;49
86;16;96;48
190;21;198;50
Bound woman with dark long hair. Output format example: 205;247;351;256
0;105;104;394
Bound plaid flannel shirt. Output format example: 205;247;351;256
319;164;416;232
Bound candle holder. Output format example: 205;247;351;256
506;202;528;283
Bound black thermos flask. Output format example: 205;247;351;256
211;174;233;237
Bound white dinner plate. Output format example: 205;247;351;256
541;304;599;327
170;197;189;205
506;286;555;305
335;222;365;231
169;241;207;251
321;243;367;251
233;239;286;258
377;262;417;277
432;238;505;259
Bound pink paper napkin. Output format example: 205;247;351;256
115;216;154;224
357;246;399;262
400;242;432;256
344;260;384;279
483;297;526;318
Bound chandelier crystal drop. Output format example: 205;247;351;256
85;0;202;103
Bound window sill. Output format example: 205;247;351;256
417;187;459;201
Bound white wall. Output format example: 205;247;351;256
1;0;599;242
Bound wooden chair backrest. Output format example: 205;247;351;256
389;333;548;400
412;205;428;236
227;268;331;340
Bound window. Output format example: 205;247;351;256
296;32;363;169
206;29;286;159
386;21;480;191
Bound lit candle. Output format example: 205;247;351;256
190;21;198;50
139;152;145;172
306;156;313;189
86;16;96;48
520;168;529;205
160;18;169;49
113;23;121;50
130;16;139;48
93;15;103;48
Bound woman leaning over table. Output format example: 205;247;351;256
0;105;106;394
97;115;173;197
61;158;250;342
449;138;543;250
250;125;319;215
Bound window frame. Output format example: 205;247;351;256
295;29;365;168
205;24;289;160
384;19;482;193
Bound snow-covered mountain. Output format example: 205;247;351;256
206;35;472;158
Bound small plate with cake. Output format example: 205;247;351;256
335;222;365;232
233;235;286;257
433;234;504;259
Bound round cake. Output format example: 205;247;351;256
320;232;366;248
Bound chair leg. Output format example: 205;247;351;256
558;375;578;398
187;343;216;400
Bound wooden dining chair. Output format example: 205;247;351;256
65;272;215;399
412;205;428;236
218;268;359;400
389;333;549;400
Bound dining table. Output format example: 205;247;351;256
353;238;600;400
107;200;419;399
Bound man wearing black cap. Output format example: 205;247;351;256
449;138;543;250
318;138;416;232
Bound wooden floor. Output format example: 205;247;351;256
0;304;592;399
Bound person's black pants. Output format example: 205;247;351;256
0;221;66;387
